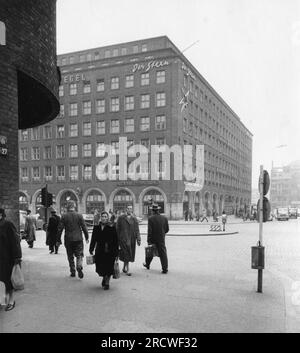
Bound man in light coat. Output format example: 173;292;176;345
57;201;89;278
24;209;37;248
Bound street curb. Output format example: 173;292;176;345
140;231;239;237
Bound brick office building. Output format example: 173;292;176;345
19;36;252;219
0;0;60;225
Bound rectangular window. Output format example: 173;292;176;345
43;126;52;139
140;94;150;109
83;165;92;180
141;73;149;86
83;122;92;136
44;166;52;181
113;48;118;57
140;117;150;131
79;54;85;62
56;125;65;138
141;44;147;52
69;103;78;116
156;70;166;84
121;47;127;55
104;50;111;58
141;139;150;149
124;118;134;133
94;52;100;60
56;145;65;159
125;74;134;88
60;104;64;118
96;142;105;157
133;45;139;53
96;121;105;135
111;77;119;90
83;81;91;93
156;92;166;107
70;165;79;181
69;144;78;158
32;167;40;181
69;123;78;137
70;83;77;95
44;146;52;160
57;165;65;181
97;79;104;92
20;130;28;141
31;127;40;140
124;96;134;111
31;147;40;160
20;148;28;161
83;143;92;157
155;115;166;130
59;85;64;97
69;56;75;64
83;101;91;115
110;97;120;112
95;99;105;114
110;120;120;134
111;141;119;155
156;137;166;146
86;53;92;61
21;167;29;182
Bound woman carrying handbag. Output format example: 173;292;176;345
89;211;119;290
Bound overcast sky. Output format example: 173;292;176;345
57;0;300;188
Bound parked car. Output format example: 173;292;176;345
276;207;289;221
289;208;298;219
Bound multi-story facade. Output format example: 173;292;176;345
270;161;300;209
19;36;252;219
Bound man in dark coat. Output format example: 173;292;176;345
46;210;61;254
143;203;169;274
0;208;22;311
57;201;89;278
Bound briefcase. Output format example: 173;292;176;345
86;255;95;265
145;244;159;258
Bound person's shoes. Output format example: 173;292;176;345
50;251;54;254
104;284;110;290
122;269;127;274
161;270;168;274
126;272;132;276
143;263;150;270
101;278;105;287
55;251;58;254
70;272;76;277
77;269;84;279
5;301;15;311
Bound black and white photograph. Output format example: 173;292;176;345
1;0;300;339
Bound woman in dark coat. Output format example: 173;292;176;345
0;208;22;311
89;211;118;290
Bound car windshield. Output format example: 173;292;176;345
278;208;288;213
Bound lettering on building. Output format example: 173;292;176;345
132;59;169;73
63;73;86;83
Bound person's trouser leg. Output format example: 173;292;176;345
65;243;76;275
156;241;168;272
73;241;84;277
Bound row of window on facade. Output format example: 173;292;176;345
19;137;166;161
20;116;167;143
58;43;149;66
59;71;166;96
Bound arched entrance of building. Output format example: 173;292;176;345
85;189;105;214
59;190;78;214
219;195;224;215
204;192;210;216
142;189;165;216
112;189;134;213
212;193;218;215
19;192;29;211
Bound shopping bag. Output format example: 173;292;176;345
11;264;24;290
86;255;95;265
145;244;159;258
113;259;120;279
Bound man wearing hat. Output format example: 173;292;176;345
57;200;89;278
24;209;37;248
143;203;169;274
46;209;61;254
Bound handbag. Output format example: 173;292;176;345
86;255;95;265
11;264;24;290
113;259;120;279
145;244;159;258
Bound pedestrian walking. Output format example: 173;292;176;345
24;209;36;248
46;210;61;254
116;205;141;276
57;200;89;278
93;209;100;226
221;210;227;231
188;208;193;221
0;208;22;311
89;211;119;290
200;209;208;222
143;203;169;274
184;209;188;221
